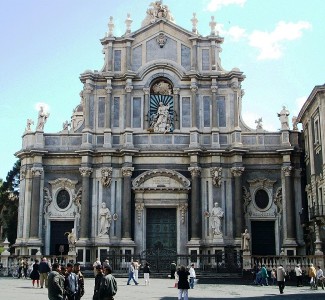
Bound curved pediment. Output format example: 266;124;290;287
132;169;190;190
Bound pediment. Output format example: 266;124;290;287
132;169;190;190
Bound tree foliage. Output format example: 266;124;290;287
0;160;20;245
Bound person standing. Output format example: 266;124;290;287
276;264;286;294
270;268;276;285
126;262;138;285
93;265;103;300
74;263;85;300
308;263;317;289
30;259;40;287
39;257;51;288
170;261;176;279
23;258;29;279
143;262;151;286
295;264;303;287
316;265;324;290
189;264;196;289
99;266;117;300
93;258;102;277
64;263;79;300
260;264;269;286
48;263;65;300
177;265;190;300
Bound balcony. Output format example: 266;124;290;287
309;205;325;220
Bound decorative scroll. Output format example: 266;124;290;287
179;203;188;224
43;187;53;214
101;167;113;187
210;167;222;187
135;202;144;224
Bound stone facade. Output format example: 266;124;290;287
297;84;325;254
15;2;305;264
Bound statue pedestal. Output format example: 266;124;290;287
67;250;77;264
242;251;251;270
95;235;110;245
212;235;224;244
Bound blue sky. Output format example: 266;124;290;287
0;0;324;180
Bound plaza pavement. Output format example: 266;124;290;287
1;276;325;300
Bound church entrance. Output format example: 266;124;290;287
251;221;275;255
50;221;74;255
146;208;177;251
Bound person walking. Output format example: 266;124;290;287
39;257;51;288
316;265;324;290
177;265;190;300
270;268;276;285
189;264;196;289
93;265;103;300
126;262;138;285
48;263;65;300
308;263;317;289
74;263;85;300
64;263;79;300
99;265;117;300
133;260;141;282
30;259;40;287
276;264;286;294
143;262;151;286
295;264;303;287
260;264;269;286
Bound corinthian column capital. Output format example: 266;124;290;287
231;167;245;177
188;166;201;177
79;167;93;177
31;167;43;177
282;166;293;177
122;167;134;177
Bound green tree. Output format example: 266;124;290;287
0;160;20;246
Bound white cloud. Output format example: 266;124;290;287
206;0;246;12
227;25;246;41
248;21;312;60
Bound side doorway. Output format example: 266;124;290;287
251;221;276;255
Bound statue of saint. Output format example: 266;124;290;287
277;106;290;130
241;229;250;252
151;102;171;133
210;202;224;236
65;228;76;246
36;106;50;131
99;202;112;236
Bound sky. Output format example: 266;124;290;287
0;0;324;180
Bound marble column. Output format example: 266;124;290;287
17;166;27;239
79;167;93;239
282;166;296;239
188;167;201;239
29;167;43;238
173;88;180;130
121;167;134;239
231;167;245;239
143;88;150;129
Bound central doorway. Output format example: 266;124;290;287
146;208;177;251
50;221;74;255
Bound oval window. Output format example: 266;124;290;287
255;189;269;210
56;189;70;209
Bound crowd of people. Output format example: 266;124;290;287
252;262;325;294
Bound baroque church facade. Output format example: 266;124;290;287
15;2;305;264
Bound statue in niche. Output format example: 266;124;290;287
151;102;171;133
277;106;290;130
241;229;251;252
99;202;112;236
36;106;50;131
210;202;224;236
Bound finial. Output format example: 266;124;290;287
209;16;217;36
107;16;114;37
191;13;198;34
125;13;132;34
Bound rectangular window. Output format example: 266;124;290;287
132;97;142;128
202;49;210;71
203;96;211;127
114;50;121;71
181;97;191;128
217;96;226;127
97;97;105;128
113;97;120;127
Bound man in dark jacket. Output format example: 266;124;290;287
99;266;117;300
39;257;51;288
93;265;103;300
48;263;65;300
65;263;79;300
74;263;84;300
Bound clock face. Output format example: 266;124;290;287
56;190;70;209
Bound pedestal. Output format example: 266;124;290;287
242;251;251;270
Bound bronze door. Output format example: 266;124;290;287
146;208;176;251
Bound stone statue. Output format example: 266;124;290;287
26;119;34;131
141;1;175;26
210;202;224;236
99;202;112;236
292;116;298;131
277;106;290;130
65;228;76;247
62;120;70;131
255;118;263;130
36;106;50;131
150;102;171;133
241;229;250;252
